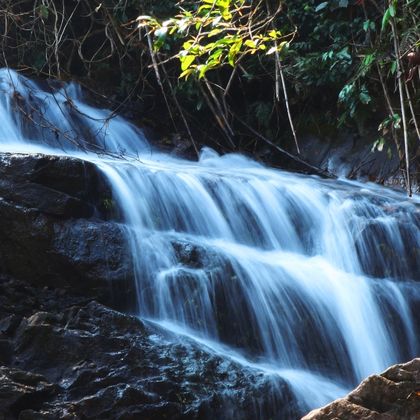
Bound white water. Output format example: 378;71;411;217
1;69;419;417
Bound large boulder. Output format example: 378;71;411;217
303;358;420;419
0;153;112;216
0;153;133;305
0;298;297;419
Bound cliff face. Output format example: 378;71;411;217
303;358;420;420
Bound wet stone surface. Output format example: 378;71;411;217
0;153;298;419
303;358;420;420
0;153;133;307
0;276;297;419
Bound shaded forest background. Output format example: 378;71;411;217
0;0;418;190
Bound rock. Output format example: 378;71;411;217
1;300;297;419
0;339;13;364
0;366;56;418
1;253;293;419
0;153;112;218
0;315;21;336
170;240;267;354
0;179;92;218
0;153;134;306
303;358;420;419
353;214;420;281
297;133;412;188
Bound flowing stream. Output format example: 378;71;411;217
0;69;419;417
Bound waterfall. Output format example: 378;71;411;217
1;68;419;416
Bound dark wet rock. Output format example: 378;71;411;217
0;251;294;418
172;241;204;269
303;358;420;419
0;275;89;326
0;339;13;365
297;133;420;192
0;180;93;218
0;153;113;218
169;241;262;353
0;153;133;305
172;239;235;272
0;315;21;336
0;299;297;419
354;216;420;281
0;366;56;418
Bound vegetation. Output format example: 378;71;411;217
0;0;418;193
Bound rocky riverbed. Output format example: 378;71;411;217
0;151;419;419
0;152;296;419
0;279;296;419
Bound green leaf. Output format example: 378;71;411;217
198;4;212;14
381;8;391;31
208;28;222;37
209;48;223;61
338;83;354;102
180;55;196;71
389;4;396;17
362;53;375;67
244;39;257;49
39;5;49;19
179;68;195;79
198;64;208;79
228;38;242;66
359;87;371;105
268;30;280;39
362;20;375;32
363;20;370;32
279;41;288;50
337;47;351;61
392;113;401;129
390;60;398;75
315;2;329;12
183;41;193;50
371;137;385;152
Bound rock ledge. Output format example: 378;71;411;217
303;358;420;419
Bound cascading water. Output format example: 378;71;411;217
0;68;419;418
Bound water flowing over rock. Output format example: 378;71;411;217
0;280;296;419
0;68;419;418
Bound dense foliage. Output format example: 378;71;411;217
0;0;418;191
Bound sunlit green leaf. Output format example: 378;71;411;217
180;55;196;71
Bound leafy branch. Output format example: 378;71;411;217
137;0;295;80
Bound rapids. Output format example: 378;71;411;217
0;68;419;417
